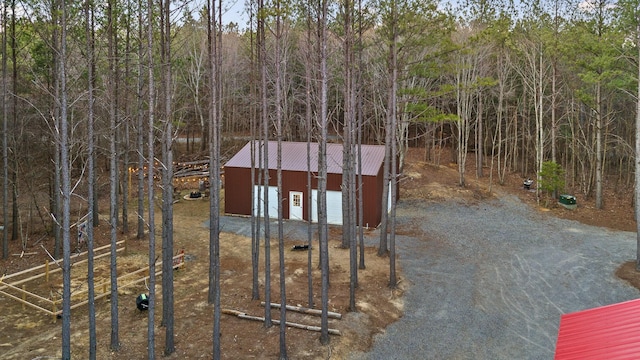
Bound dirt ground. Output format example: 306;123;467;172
0;146;638;359
0;187;402;358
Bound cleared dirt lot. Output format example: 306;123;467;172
0;193;403;359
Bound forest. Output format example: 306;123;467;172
1;0;640;358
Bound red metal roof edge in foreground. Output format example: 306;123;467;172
555;298;640;360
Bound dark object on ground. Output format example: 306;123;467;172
189;191;202;199
523;178;534;190
291;244;311;251
136;294;149;311
559;194;577;210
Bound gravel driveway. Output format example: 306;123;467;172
349;194;639;360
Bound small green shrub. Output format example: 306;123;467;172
538;161;565;201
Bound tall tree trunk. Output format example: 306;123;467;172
249;3;260;302
58;0;71;357
122;5;131;235
145;0;156;352
387;0;398;288
342;0;358;311
357;0;365;271
536;50;544;203
207;0;222;357
85;1;97;357
379;0;399;256
341;0;353;249
9;0;17;245
146;0;157;354
635;19;640;271
304;1;314;308
160;0;175;354
595;83;603;209
136;0;145;240
52;0;61;259
476;99;483;178
257;0;273;329
273;4;288;358
318;0;330;345
107;0;121;350
2;0;8;260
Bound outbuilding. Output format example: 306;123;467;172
223;141;392;227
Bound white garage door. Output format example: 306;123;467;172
311;189;342;225
253;185;279;218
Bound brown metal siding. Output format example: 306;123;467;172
224;166;253;216
362;167;385;227
271;169;308;220
225;167;384;226
243;169;310;220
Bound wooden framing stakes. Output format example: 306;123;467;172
0;243;186;321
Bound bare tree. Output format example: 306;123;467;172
207;0;223;357
2;0;8;260
107;0;121;350
248;1;261;302
635;8;640;271
136;0;145;240
356;0;366;271
159;0;175;354
304;0;314;309
318;0;330;345
85;0;97;357
9;0;16;246
342;0;359;311
453;38;475;188
341;0;355;251
58;0;71;356
258;0;273;329
386;0;399;288
273;2;288;357
378;0;395;256
146;0;157;355
52;2;62;260
121;3;131;236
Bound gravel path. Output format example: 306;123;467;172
349;194;639;360
216;194;639;359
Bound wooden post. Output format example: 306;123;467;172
51;292;57;323
261;302;343;319
45;260;49;282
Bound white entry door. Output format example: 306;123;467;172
289;191;303;220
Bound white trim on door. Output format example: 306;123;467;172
289;191;303;220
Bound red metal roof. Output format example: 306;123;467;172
555;298;640;360
224;141;386;176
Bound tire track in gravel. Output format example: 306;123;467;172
350;195;639;360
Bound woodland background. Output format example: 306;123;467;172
2;0;640;358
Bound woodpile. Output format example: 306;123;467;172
174;159;210;179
